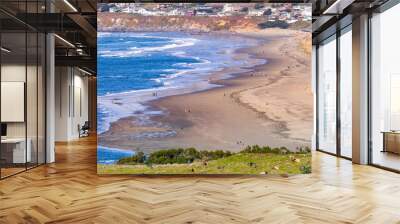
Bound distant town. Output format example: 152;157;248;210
98;3;312;24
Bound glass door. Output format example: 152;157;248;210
370;3;400;171
317;35;337;154
339;26;352;158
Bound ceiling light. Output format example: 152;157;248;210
76;48;85;55
1;47;11;53
63;0;78;12
78;67;93;76
54;34;75;48
323;0;355;15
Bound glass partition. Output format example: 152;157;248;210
370;3;400;171
339;26;352;158
1;30;28;177
0;1;46;179
27;31;38;169
317;35;337;154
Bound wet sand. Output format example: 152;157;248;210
99;28;313;153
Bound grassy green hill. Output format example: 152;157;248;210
98;152;311;175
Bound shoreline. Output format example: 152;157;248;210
99;28;312;154
97;31;264;134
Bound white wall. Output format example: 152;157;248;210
1;64;26;139
46;33;55;163
1;63;46;164
55;66;70;141
55;67;89;141
352;14;369;164
0;64;41;138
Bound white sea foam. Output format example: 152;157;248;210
99;36;198;58
98;32;166;39
97;32;113;37
98;33;268;135
152;78;163;83
111;33;170;39
98;145;135;154
173;62;194;67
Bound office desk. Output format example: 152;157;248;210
382;131;400;154
1;138;31;163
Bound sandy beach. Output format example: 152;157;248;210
99;28;312;153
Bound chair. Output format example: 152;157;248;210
79;121;90;138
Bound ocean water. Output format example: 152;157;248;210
97;32;265;164
97;146;135;164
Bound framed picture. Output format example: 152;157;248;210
97;3;312;175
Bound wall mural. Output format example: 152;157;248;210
97;3;313;174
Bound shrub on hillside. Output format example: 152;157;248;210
117;145;311;165
117;151;145;165
240;145;290;154
199;150;232;160
300;164;312;174
240;145;311;154
146;148;234;164
147;148;189;164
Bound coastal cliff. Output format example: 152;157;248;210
98;13;266;32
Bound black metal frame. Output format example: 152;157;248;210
315;0;400;172
336;22;341;157
315;21;353;162
0;0;47;180
367;10;373;166
367;0;400;172
315;44;319;152
315;32;338;155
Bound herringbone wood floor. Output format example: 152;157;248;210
1;136;400;224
